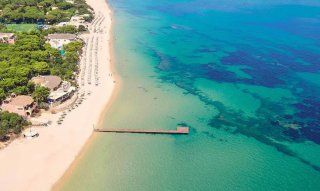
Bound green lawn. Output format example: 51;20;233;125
6;24;38;32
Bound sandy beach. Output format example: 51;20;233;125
0;0;115;190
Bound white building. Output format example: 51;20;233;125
47;33;77;49
55;16;88;28
66;0;74;4
0;33;16;44
69;16;87;28
56;22;69;27
48;82;76;106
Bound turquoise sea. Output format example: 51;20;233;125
61;0;320;190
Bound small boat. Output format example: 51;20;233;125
23;129;39;138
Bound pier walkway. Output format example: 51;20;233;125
94;127;189;135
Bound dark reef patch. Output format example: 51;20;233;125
151;43;320;171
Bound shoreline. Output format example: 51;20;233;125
0;0;117;190
52;7;122;187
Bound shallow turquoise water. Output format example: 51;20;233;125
61;0;320;190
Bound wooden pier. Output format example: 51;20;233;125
94;127;189;135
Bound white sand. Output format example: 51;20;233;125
0;0;115;190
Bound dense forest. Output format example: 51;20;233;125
0;111;29;140
0;0;93;24
0;31;83;102
0;0;88;144
0;32;83;140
